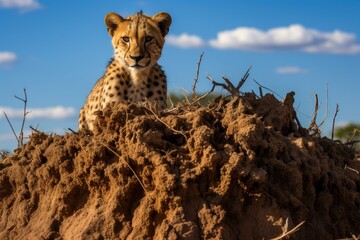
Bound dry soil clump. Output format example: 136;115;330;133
1;93;359;239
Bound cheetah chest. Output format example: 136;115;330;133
100;64;166;108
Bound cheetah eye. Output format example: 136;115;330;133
145;37;153;43
122;36;130;43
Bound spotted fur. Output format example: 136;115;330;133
79;12;171;131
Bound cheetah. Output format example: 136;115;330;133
78;11;172;131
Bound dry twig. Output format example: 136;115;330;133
237;65;251;90
344;165;360;175
270;218;305;240
259;86;263;98
67;128;77;134
253;79;283;99
3;88;29;148
3;111;19;144
336;234;360;240
29;125;42;133
16;89;28;146
308;94;321;136
192;52;204;98
206;66;251;97
331;104;340;140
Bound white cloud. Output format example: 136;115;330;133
0;130;32;141
0;52;17;65
167;33;206;48
302;29;360;54
0;132;16;141
0;106;77;119
204;24;360;54
276;66;307;74
0;0;41;11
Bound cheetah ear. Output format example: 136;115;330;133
152;12;172;37
105;12;124;36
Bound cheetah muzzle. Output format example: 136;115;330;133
78;11;172;131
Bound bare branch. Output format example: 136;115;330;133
192;52;204;98
3;111;20;144
270;218;305;240
3;88;29;148
67;128;77;134
15;88;28;147
30;125;42;133
205;67;252;98
236;65;252;90
190;91;214;105
253;79;283;99
337;234;360;240
331;104;340;140
206;75;233;96
308;94;320;136
222;75;239;96
259;87;263;98
345;165;360;175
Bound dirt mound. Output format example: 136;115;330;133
1;93;359;240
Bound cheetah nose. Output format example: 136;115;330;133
130;55;145;62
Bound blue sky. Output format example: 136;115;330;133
1;0;360;150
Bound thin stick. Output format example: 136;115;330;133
338;234;360;240
67;128;76;134
253;79;283;99
30;125;42;133
204;67;252;98
331;104;340;140
192;52;204;98
308;94;319;133
206;75;232;95
104;144;147;194
259;87;263;98
15;88;28;147
236;65;252;90
190;91;213;105
2;89;28;148
345;165;360;175
165;88;215;113
3;111;20;144
222;75;239;96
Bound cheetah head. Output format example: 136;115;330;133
105;12;172;71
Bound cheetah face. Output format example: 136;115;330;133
105;12;172;71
